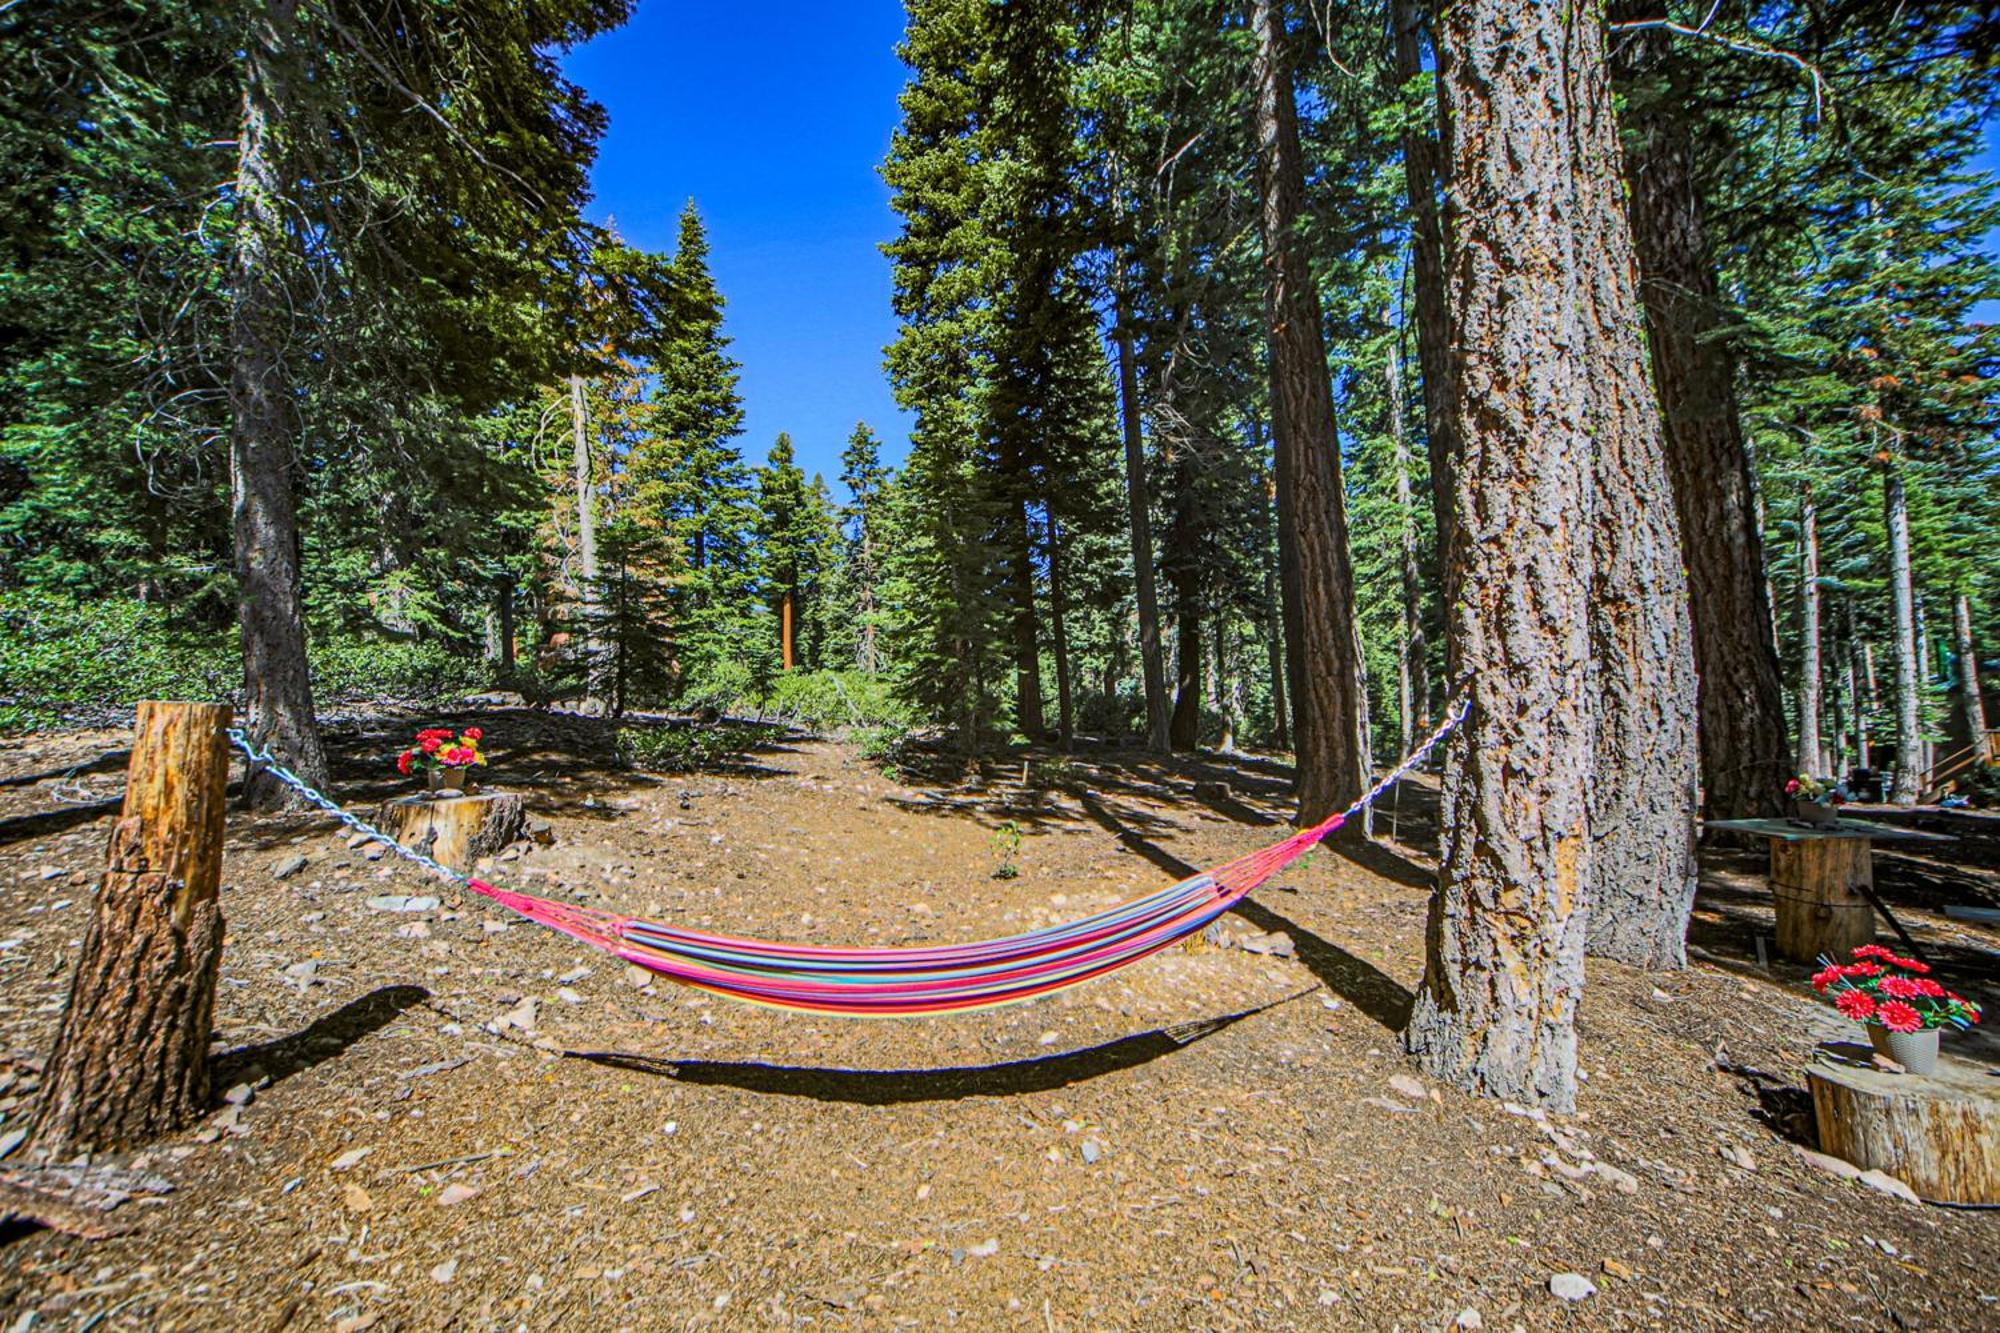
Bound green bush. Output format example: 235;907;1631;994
681;657;755;716
308;635;487;704
0;591;233;728
618;723;744;772
758;669;912;733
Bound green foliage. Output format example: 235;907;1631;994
617;723;745;773
990;819;1024;879
757;669;913;733
307;637;489;706
0;591;231;728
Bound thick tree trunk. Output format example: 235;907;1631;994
1047;508;1074;751
1170;588;1202;752
1390;0;1458;556
1578;10;1701;971
33;703;231;1154
1883;446;1923;804
1009;499;1045;738
1956;593;1989;746
1387;330;1428;752
570;373;605;708
1613;11;1791;821
1252;436;1289;748
1799;481;1826;775
1250;0;1368;827
1405;0;1599;1109
229;0;327;809
779;588;796;671
1113;285;1170;752
497;575;517;674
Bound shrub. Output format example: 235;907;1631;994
681;658;755;717
0;591;233;729
308;635;487;704
618;723;744;772
758;670;912;733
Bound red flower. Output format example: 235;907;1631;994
1810;965;1844;993
1851;945;1894;961
463;727;483;742
1876;1000;1923;1033
396;750;414;775
1835;990;1877;1021
1877;976;1923;999
1841;962;1884;979
1885;955;1929;974
420;736;444;754
1912;978;1945;997
1785;779;1801;796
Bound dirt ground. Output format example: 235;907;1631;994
0;707;1995;1331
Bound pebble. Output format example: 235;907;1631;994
270;854;308;880
1387;1073;1427;1101
342;1183;374;1212
223;1083;254;1106
1549;1273;1596;1302
330;1147;373;1172
1454;1310;1483;1330
1080;1140;1102;1165
436;1182;480;1207
362;843;387;861
366;895;438;913
431;1258;459;1284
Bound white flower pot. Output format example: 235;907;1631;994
1867;1024;1940;1075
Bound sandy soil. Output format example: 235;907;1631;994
0;707;1994;1331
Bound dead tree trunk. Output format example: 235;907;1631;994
1883;443;1923;804
1251;0;1368;828
1404;0;1598;1110
1578;10;1701;971
230;0;327;809
33;703;232;1154
1613;14;1791;820
1113;284;1170;752
1799;480;1826;775
571;373;603;708
1956;593;1988;747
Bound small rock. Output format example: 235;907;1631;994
1361;1096;1420;1115
1857;1168;1922;1204
1549;1273;1596;1302
1236;930;1296;958
1388;1073;1427;1101
1454;1310;1483;1330
1038;1031;1059;1047
559;966;592;984
342;1182;374;1213
431;1257;459;1284
494;997;538;1032
436;1182;480;1207
333;1316;379;1333
1719;1144;1756;1171
1080;1140;1102;1165
966;1238;999;1258
223;1083;254;1107
330;1147;373;1172
557;987;582;1005
284;960;318;986
366;894;438;913
270;854;308;880
362;843;388;861
1602;1258;1635;1280
625;965;652;989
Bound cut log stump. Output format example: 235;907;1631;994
1772;838;1876;963
1807;1042;2000;1204
373;792;525;874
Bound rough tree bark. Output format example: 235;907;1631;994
1405;0;1599;1109
1113;285;1170;752
1882;443;1923;804
1047;507;1075;750
1578;11;1701;971
1799;481;1826;775
1956;593;1989;748
1250;0;1368;827
1171;596;1201;752
1390;0;1458;556
1613;10;1791;820
1008;499;1046;738
33;703;232;1153
1252;431;1289;748
1386;328;1428;752
230;0;328;808
571;373;603;708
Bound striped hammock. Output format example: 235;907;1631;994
454;707;1462;1017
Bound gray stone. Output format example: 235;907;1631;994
270;854;308;880
1548;1273;1596;1302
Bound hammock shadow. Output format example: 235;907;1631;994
210;984;431;1094
564;992;1305;1105
1072;791;1416;1032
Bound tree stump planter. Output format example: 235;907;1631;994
1807;1043;2000;1204
373;792;525;874
1770;837;1875;964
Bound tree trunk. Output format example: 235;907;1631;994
1387;327;1428;752
1114;284;1170;752
779;587;796;671
571;373;603;708
33;703;232;1154
1253;435;1289;748
1578;6;1701;971
1251;0;1368;827
1956;593;1988;747
1391;0;1458;557
1612;11;1790;821
497;575;517;674
1047;507;1074;751
1405;0;1599;1109
1883;445;1923;804
1009;498;1045;738
1215;616;1239;754
1859;634;1878;771
1170;589;1202;753
230;0;327;809
1799;480;1826;775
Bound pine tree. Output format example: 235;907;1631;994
839;423;891;674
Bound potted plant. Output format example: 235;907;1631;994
1785;774;1839;826
1812;945;1983;1075
396;727;487;795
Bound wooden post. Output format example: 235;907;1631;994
1808;1047;2000;1204
32;702;232;1154
1771;836;1876;963
374;791;525;873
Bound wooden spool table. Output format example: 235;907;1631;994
1807;1042;2000;1204
1704;817;1953;964
373;790;525;874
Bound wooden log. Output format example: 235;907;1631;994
1771;836;1876;963
31;701;232;1154
373;792;525;874
1807;1044;2000;1204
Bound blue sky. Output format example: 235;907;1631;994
562;1;915;491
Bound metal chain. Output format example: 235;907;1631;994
226;729;472;888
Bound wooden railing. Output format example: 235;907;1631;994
1921;729;2000;801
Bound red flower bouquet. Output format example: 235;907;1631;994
1812;945;1981;1034
395;727;488;781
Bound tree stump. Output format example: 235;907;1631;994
1771;837;1876;963
32;701;232;1154
373;792;525;874
1807;1044;2000;1204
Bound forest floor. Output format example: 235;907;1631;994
0;707;1995;1331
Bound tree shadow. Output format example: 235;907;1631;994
0;751;129;789
1071;791;1416;1031
0;798;121;846
1326;832;1435;893
563;991;1308;1105
210;984;430;1093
